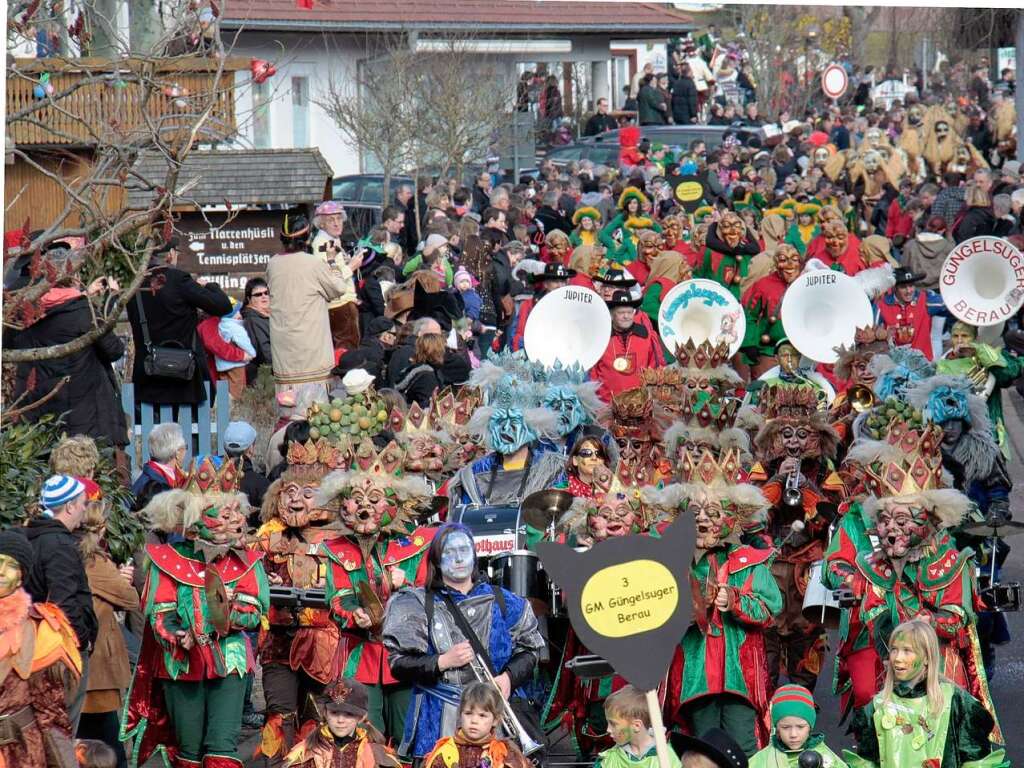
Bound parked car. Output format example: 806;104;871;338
330;174;414;244
539;124;773;170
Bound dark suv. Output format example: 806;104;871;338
330;174;414;243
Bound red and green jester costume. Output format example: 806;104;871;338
317;440;436;744
649;455;783;757
852;420;1002;745
122;456;270;768
253;437;350;763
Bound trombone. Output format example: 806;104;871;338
433;604;544;756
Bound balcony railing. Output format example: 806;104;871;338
6;56;243;147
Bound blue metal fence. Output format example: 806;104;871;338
121;381;230;476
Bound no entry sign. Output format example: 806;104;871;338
821;63;848;100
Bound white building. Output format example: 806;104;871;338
221;0;693;177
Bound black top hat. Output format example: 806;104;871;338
605;289;641;309
593;267;638;288
670;728;748;768
893;266;924;286
531;262;577;282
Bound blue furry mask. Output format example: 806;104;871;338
544;385;585;436
489;407;535;454
926;385;970;425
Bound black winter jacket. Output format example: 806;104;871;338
24;517;98;650
953;206;997;244
10;294;128;446
126;265;232;406
242;306;272;382
670;76;699;125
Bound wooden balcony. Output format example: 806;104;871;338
6;56;244;148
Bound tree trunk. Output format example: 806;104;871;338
129;2;162;55
87;0;120;58
843;6;882;69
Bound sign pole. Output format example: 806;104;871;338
645;689;673;768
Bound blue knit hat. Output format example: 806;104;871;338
39;475;86;514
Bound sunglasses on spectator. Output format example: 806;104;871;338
251;290;270;298
576;449;600;458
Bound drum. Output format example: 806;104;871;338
801;560;841;629
452;504;523;559
489;550;550;603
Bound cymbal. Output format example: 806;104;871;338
962;518;1024;538
520;489;575;531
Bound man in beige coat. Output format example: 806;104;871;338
267;213;349;406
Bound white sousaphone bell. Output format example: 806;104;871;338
657;278;746;358
939;236;1024;328
524;285;611;370
780;269;873;364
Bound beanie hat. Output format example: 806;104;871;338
0;528;35;576
422;233;449;257
39;475;86;513
453;266;477;288
771;684;816;728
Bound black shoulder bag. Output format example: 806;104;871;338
135;293;197;381
428;587;548;758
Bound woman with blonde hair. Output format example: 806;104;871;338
77;492;140;768
952;184;997;244
845;619;1006;768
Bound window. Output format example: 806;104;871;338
291;76;309;147
332;178;361;201
252;79;271;148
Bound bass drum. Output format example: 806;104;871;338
489;550;551;615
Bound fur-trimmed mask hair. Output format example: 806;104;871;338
316;464;432;537
644;482;767;550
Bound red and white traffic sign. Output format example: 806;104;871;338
821;63;848;100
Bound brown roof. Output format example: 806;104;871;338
222;0;693;33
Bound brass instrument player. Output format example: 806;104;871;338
748;385;843;693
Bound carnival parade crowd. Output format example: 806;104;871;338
3;26;1024;768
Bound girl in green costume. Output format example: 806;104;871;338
599;187;661;265
845;619;1007;768
569;206;602;249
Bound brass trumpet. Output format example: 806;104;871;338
848;385;876;413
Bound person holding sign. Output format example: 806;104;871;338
650;477;783;756
595;686;681;768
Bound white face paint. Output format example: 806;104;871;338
440;531;476;582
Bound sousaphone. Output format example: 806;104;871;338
657;279;746;358
940;236;1024;328
780;270;872;364
524;285;611;370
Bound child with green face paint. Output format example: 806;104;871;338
748;685;846;768
844;619;1009;768
595;685;681;768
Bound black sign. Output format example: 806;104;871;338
536;516;696;692
175;210;281;296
